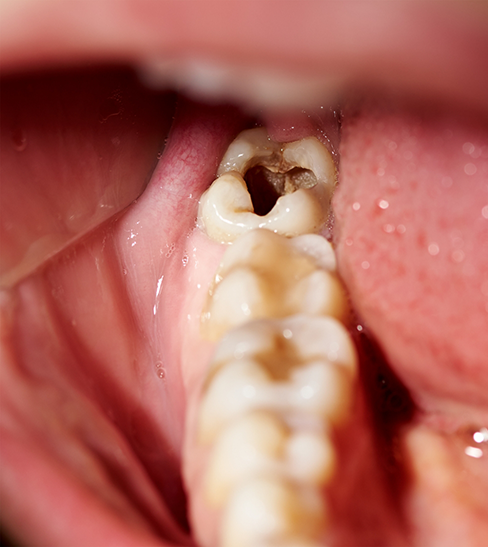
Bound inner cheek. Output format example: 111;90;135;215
333;98;488;423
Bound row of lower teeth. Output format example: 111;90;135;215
191;128;358;547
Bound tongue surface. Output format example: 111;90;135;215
333;98;488;426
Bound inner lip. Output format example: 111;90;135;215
1;44;488;546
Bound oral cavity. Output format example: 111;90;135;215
197;127;336;243
185;128;358;547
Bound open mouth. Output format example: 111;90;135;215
1;3;488;547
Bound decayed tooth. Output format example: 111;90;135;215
201;230;347;341
198;128;335;243
220;477;325;547
198;315;357;443
217;127;280;175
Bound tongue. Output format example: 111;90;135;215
333;97;488;428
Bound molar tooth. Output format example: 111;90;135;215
285;431;336;485
289;360;353;425
289;269;348;320
276;315;357;376
201;230;347;341
220;477;325;547
198;316;357;443
282;137;335;190
204;413;335;508
217;128;280;176
198;359;271;444
203;267;269;336
198;128;335;243
204;411;288;506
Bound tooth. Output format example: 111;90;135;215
201;229;347;340
198;315;357;443
285;430;336;485
203;411;288;507
210;313;356;375
220;477;325;547
139;57;343;110
198;128;336;243
288;269;349;320
198;358;272;444
217;127;280;175
204;412;335;508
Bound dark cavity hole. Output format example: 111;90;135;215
244;165;316;216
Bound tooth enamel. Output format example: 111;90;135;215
198;128;335;243
217;128;279;175
198;359;272;444
285;431;336;485
201;230;347;340
140;57;343;110
204;413;336;507
289;269;348;320
202;267;269;332
203;411;288;506
198;315;356;444
220;477;325;547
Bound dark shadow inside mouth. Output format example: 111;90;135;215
353;323;416;514
244;165;316;216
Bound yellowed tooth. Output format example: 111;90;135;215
285;430;336;486
209;310;356;375
204;411;288;507
198;128;336;243
198;358;271;444
220;477;325;547
217;127;279;175
201;230;347;341
198;315;357;444
204;412;336;508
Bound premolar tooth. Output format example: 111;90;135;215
198;128;336;243
220;477;325;547
201;230;347;341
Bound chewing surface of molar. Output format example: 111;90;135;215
198;128;336;243
201;229;348;341
198;315;357;444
